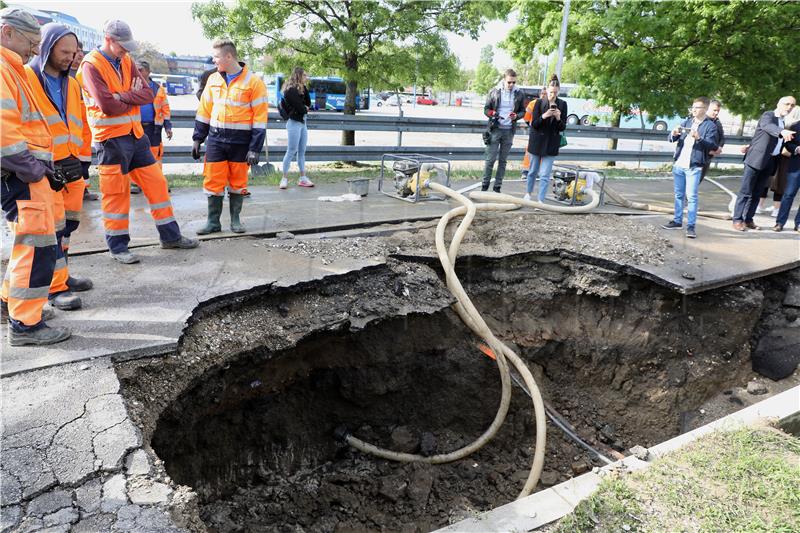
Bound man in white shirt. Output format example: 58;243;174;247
662;97;719;239
481;69;524;193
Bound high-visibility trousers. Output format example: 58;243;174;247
48;178;86;296
49;184;69;295
203;141;249;196
1;175;58;331
143;123;164;169
95;134;181;254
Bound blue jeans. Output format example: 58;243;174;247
526;155;556;201
775;166;800;228
282;119;307;175
672;165;702;227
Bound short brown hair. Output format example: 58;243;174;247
694;96;710;106
212;38;237;59
504;69;517;78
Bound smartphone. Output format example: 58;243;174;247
549;103;557;110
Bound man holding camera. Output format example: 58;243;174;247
0;8;71;345
481;69;525;193
25;22;95;311
663;97;719;239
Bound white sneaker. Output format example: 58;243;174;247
298;176;314;188
755;205;768;214
279;178;288;189
770;208;778;217
523;193;531;201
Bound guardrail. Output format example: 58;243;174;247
165;110;750;165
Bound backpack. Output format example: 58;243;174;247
278;98;290;121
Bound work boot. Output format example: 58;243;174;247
111;250;141;264
161;236;200;249
229;193;246;234
49;291;82;311
197;195;223;235
131;183;142;195
83;188;99;201
67;275;93;292
1;300;55;321
9;325;71;346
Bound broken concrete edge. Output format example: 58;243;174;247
66;215;446;257
435;384;800;533
0;342;179;380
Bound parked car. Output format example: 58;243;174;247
417;95;438;106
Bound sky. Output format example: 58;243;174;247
19;0;516;69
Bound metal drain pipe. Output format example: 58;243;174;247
342;186;601;498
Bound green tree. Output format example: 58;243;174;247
132;41;169;74
192;0;510;145
503;0;800;158
472;45;499;96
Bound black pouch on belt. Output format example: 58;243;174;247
54;156;84;183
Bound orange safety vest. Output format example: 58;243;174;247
76;51;143;142
0;47;53;166
153;83;170;126
24;66;86;161
196;65;268;133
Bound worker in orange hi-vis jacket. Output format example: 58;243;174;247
192;38;267;235
70;39;98;201
0;7;71;346
136;60;172;173
25;22;96;313
521;88;546;179
76;19;199;264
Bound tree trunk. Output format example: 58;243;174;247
736;116;745;136
605;108;622;167
341;55;358;146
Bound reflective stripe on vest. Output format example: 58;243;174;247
77;51;144;142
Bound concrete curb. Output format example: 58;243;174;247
436;384;800;532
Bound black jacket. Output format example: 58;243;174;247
484;86;525;126
283;86;311;122
783;122;800;172
527;97;568;156
744;111;787;170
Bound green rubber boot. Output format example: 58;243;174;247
229;193;246;233
197;195;223;235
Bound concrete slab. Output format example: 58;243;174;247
0;240;381;377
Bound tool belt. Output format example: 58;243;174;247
54;156;84;183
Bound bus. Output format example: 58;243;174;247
517;84;683;131
152;75;194;96
262;74;369;111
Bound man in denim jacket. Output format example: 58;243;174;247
661;97;718;239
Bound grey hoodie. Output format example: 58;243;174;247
28;23;77;121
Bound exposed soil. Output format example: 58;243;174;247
114;214;800;533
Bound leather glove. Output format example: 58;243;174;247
192;140;202;161
247;151;260;166
54;156;83;182
81;161;91;180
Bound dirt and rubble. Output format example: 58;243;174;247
111;212;800;533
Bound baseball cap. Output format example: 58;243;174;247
103;19;138;52
0;7;41;37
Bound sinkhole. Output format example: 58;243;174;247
115;254;799;533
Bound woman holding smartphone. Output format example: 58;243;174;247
280;67;314;189
525;74;568;202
